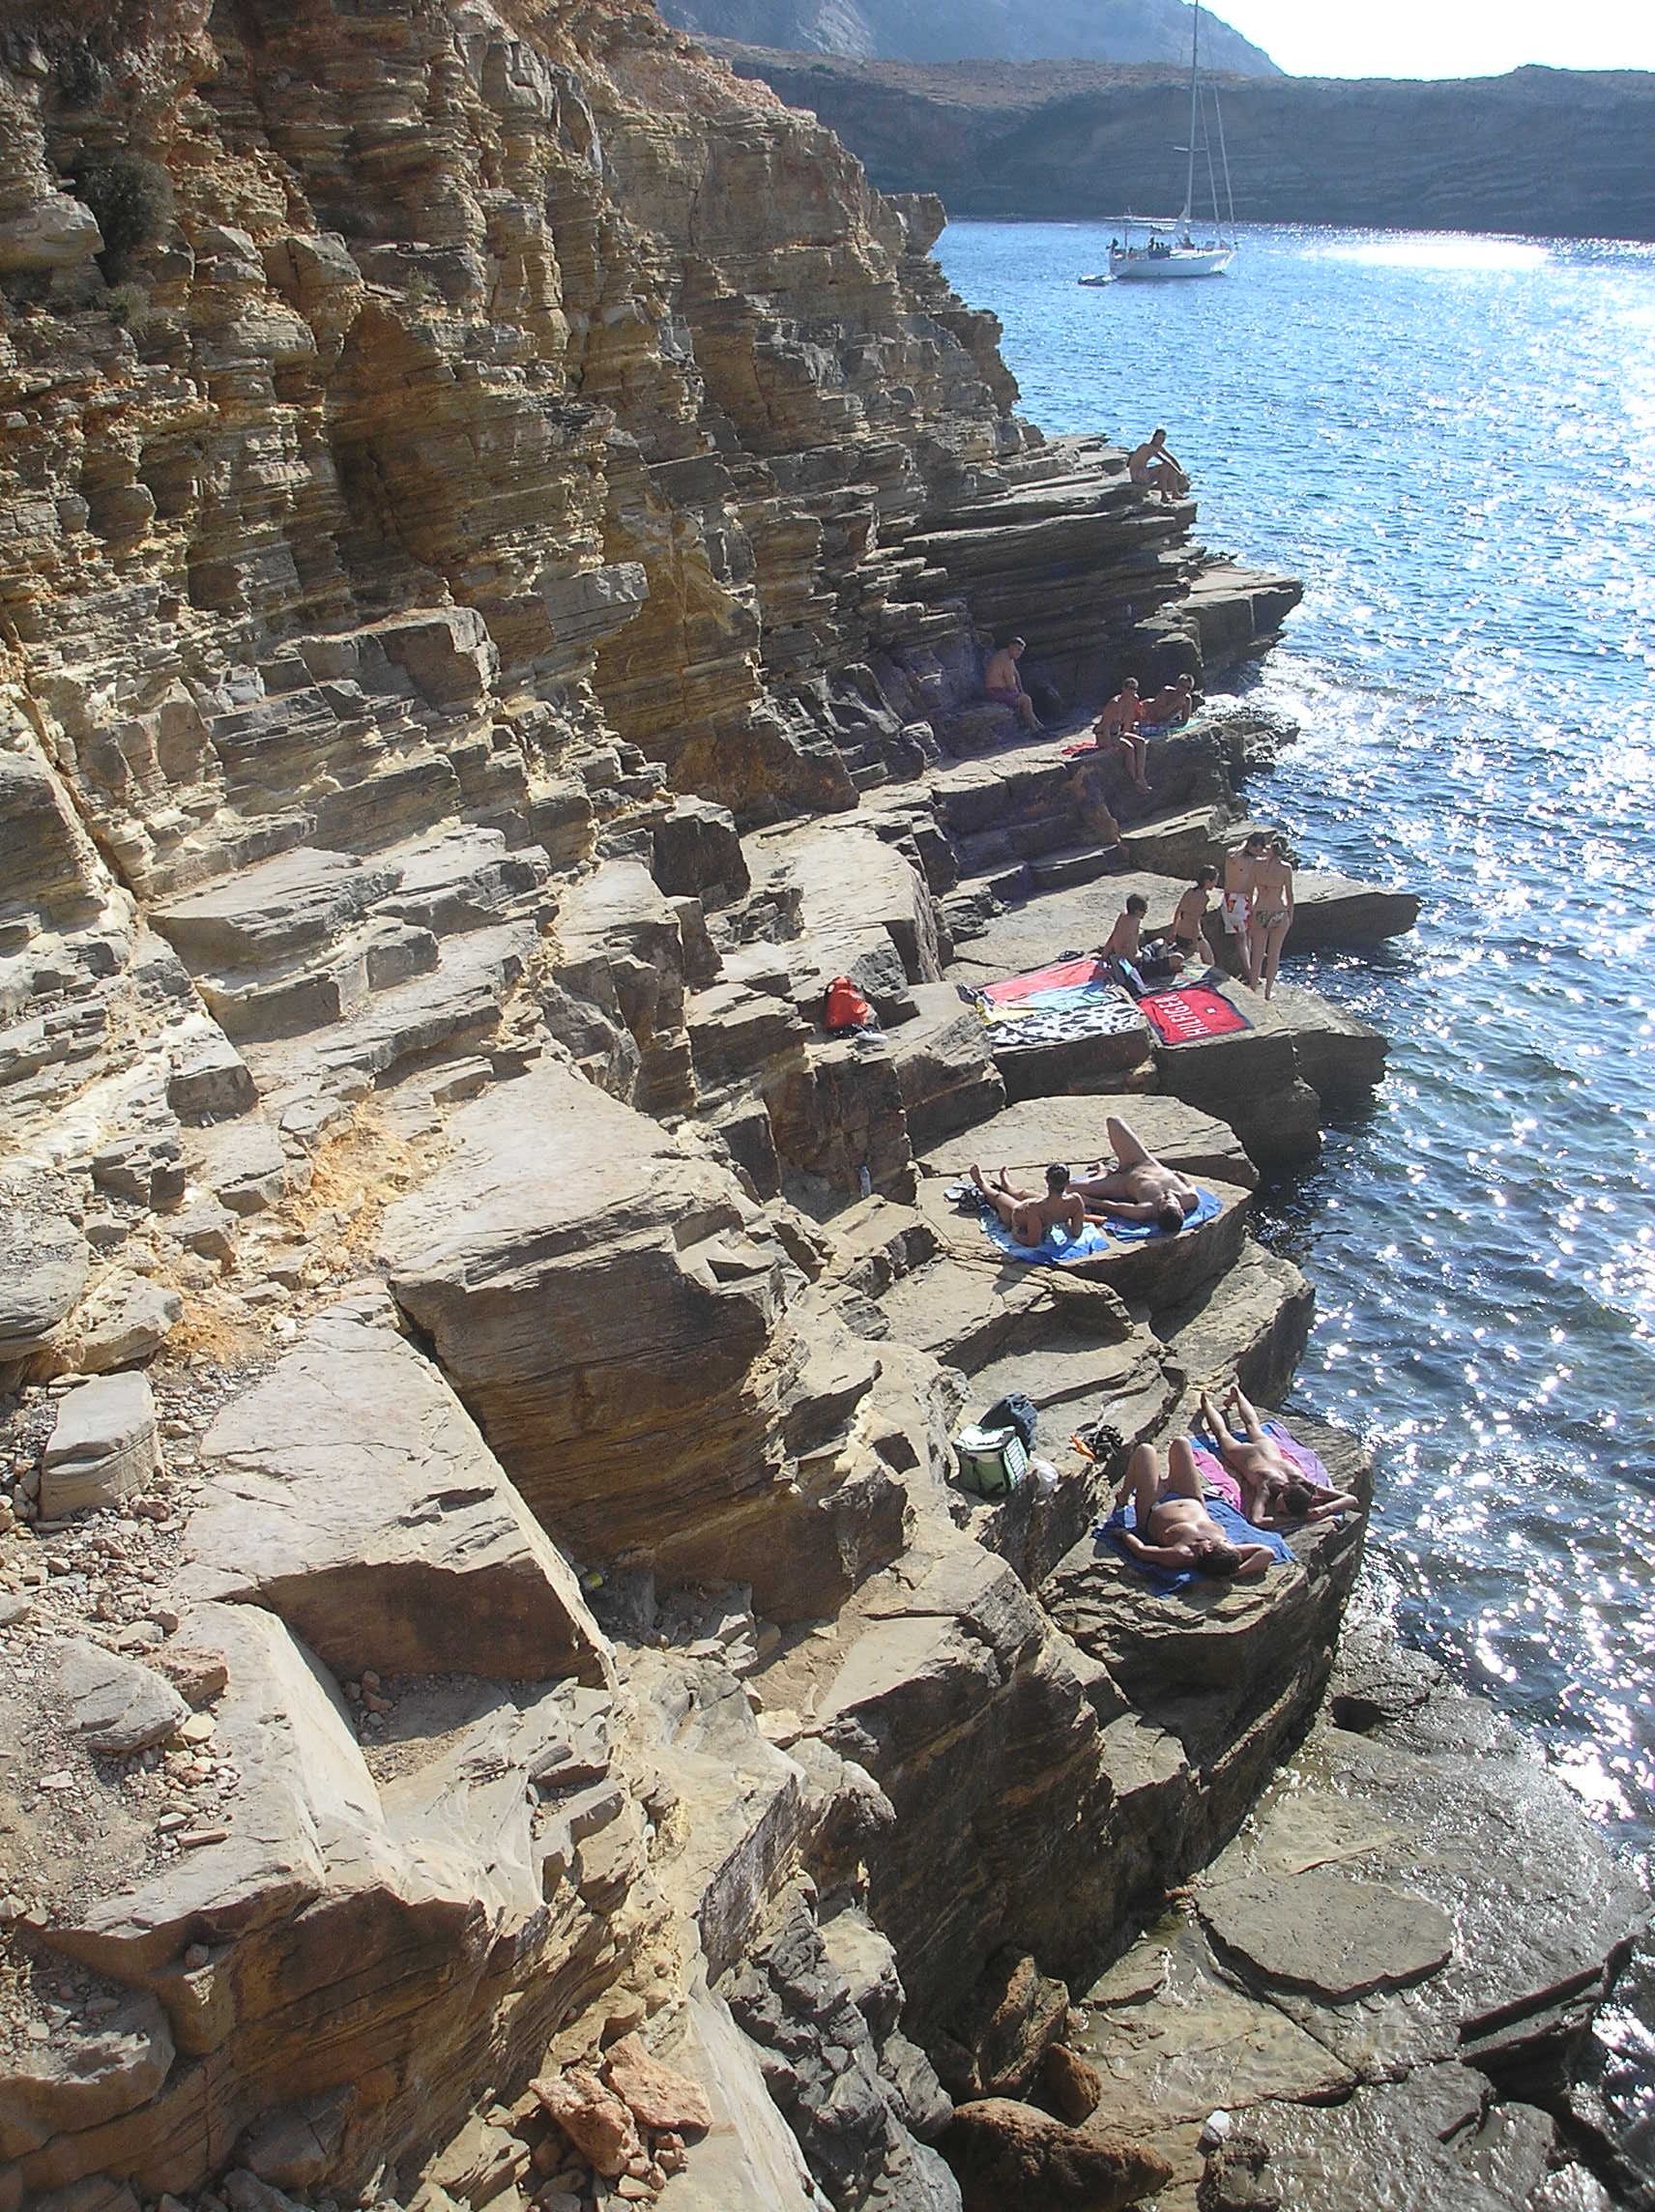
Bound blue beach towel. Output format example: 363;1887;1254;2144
981;1215;1116;1266
1102;1186;1224;1240
1098;1497;1292;1593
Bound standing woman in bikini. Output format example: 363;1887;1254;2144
1248;836;1294;1001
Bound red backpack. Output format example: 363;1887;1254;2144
824;975;873;1033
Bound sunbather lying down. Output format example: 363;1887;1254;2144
1118;1440;1277;1580
1198;1384;1362;1529
1069;1114;1200;1237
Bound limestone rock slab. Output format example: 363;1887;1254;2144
888;979;1006;1150
1200;1867;1454;1999
938;2097;1172;2212
382;1062;792;1569
0;1991;175;2161
0;1163;89;1362
59;1639;189;1758
190;1294;611;1686
908;1166;1252;1319
153;849;404;971
42;1373;160;1516
73;1277;185;1376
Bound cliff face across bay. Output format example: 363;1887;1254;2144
723;50;1655;239
0;6;1644;2211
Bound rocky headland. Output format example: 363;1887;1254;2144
653;0;1279;79
720;51;1655;238
0;6;1645;2212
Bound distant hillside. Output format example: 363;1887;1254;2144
728;53;1655;239
663;0;1278;73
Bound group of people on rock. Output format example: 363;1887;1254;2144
1094;835;1293;1000
1119;1384;1359;1580
969;1114;1203;1245
979;430;1192;744
1219;830;1295;999
1091;671;1196;795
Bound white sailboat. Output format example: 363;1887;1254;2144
1083;1;1236;283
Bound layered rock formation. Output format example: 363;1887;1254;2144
0;5;1640;2212
726;50;1655;238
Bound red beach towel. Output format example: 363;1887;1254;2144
1139;986;1251;1045
981;955;1110;1005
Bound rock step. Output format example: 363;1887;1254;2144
953;807;1083;876
1028;842;1123;893
245;919;537;1124
200;917;442;1042
687;982;809;1091
1153;1234;1316;1412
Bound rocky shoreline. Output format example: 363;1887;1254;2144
0;4;1646;2210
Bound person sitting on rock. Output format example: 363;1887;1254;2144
1142;673;1196;729
1198;1384;1361;1527
1068;1113;1200;1235
1128;426;1190;505
1247;834;1295;1002
1100;895;1183;987
983;636;1041;734
1092;678;1151;794
1170;866;1219;967
970;1162;1085;1248
1118;1438;1277;1579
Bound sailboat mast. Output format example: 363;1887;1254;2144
1182;0;1201;229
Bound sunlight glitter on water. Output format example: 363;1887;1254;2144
1317;233;1553;273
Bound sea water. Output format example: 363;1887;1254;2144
934;216;1655;2164
934;222;1655;1845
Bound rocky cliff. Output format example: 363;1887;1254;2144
0;6;1643;2212
724;51;1655;237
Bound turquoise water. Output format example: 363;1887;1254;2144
935;221;1655;1850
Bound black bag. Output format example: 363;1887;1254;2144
981;1392;1037;1453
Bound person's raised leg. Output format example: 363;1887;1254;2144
1128;1441;1162;1529
1105;1115;1153;1172
1227;1382;1269;1447
1167;1436;1205;1499
1200;1388;1243;1459
970;1164;1022;1231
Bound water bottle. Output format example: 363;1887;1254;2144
858;1165;872;1200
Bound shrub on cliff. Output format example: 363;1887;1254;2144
73;153;173;282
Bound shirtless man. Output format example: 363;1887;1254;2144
970;1161;1085;1249
1127;427;1190;505
1117;1439;1276;1580
1100;894;1182;983
1093;678;1150;793
1141;673;1196;729
1199;1384;1361;1528
1069;1113;1200;1236
1220;831;1266;977
1247;835;1295;1001
983;637;1040;734
1170;865;1218;968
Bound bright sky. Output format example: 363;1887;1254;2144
1213;0;1655;78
